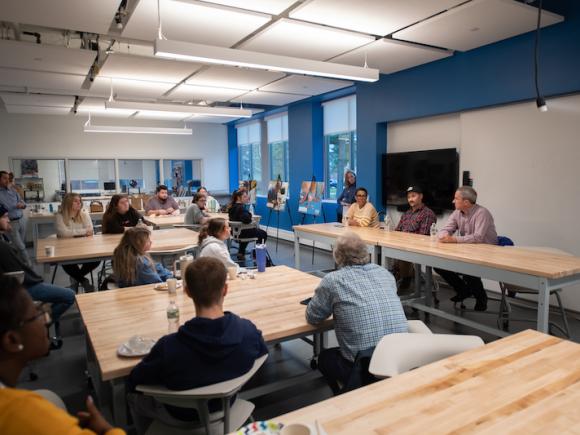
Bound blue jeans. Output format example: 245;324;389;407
27;282;75;322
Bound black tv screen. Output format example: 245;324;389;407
382;148;459;212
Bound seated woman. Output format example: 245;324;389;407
198;218;239;272
197;186;220;212
102;194;149;234
227;189;267;260
55;193;100;292
345;187;379;228
112;227;172;288
184;193;210;226
0;275;125;435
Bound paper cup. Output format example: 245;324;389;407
166;278;177;294
280;423;314;435
45;245;55;257
227;266;238;280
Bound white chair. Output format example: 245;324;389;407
407;320;433;334
369;333;484;379
136;354;267;435
228;221;258;260
34;389;67;411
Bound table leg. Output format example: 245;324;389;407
111;378;128;427
294;232;301;270
424;267;434;307
537;279;550;333
413;264;422;298
370;246;377;264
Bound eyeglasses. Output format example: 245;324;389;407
19;302;53;328
356;194;367;198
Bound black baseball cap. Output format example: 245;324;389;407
406;186;423;194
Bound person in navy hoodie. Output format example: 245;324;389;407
127;257;268;434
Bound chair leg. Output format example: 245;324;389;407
554;291;571;338
198;400;212;435
51;265;58;284
222;396;231;434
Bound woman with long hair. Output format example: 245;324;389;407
55;193;99;292
336;170;357;222
184;192;210;226
0;275;124;434
227;189;267;261
112;227;172;288
102;194;148;234
198;218;238;271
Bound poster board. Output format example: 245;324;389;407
298;180;325;216
266;180;289;211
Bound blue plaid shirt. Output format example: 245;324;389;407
306;264;408;362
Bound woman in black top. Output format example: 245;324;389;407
102;194;147;234
227;189;267;260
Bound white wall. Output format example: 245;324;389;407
0;113;229;192
386;93;580;311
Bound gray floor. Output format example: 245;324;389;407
17;238;580;429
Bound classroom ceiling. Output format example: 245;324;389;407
0;0;564;122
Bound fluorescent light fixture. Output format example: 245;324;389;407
154;38;379;82
105;100;252;118
83;116;192;135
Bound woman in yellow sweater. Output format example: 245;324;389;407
0;275;124;435
345;187;380;228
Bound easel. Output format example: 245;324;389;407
297;175;327;264
265;175;293;252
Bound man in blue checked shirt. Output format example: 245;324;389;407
306;233;408;395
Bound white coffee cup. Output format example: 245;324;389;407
166;278;177;294
280;423;314;435
227;266;238;280
45;245;55;257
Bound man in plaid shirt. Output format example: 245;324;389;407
306;233;407;395
394;186;437;290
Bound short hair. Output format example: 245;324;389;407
333;233;370;268
0;276;29;336
156;185;168;193
457;186;477;204
355;187;368;197
184;257;227;308
0;171;8;178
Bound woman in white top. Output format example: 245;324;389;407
346;187;380;228
55;193;99;292
198;218;239;272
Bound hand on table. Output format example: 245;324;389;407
439;234;457;243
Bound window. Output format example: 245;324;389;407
267;114;289;181
323;96;357;199
11;159;66;202
237;122;262;182
162;159;202;195
68;159;115;196
119;159;160;194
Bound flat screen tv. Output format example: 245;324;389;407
382;148;459;213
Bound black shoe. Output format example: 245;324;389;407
450;293;471;303
474;298;488;311
49;338;63;350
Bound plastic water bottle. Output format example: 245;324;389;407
430;223;438;245
384;215;393;231
166;301;180;333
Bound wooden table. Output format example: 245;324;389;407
277;330;580;434
76;265;331;424
146;212;229;228
36;227;198;264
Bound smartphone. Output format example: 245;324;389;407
300;297;312;306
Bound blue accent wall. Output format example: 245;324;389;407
227;0;580;233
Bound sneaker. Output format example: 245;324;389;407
474;296;488;312
81;278;95;292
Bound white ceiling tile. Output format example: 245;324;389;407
241;18;374;61
231;90;307;106
259;75;352;95
98;53;200;84
134;110;191;121
200;0;296;15
393;0;564;52
290;0;465;36
0;93;74;107
77;97;136;118
332;38;452;74
5;105;71;115
167;84;247;103
186;66;285;90
0;40;96;76
0;0;122;34
123;0;271;46
0;68;86;91
88;77;175;100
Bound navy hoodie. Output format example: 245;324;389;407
128;311;268;419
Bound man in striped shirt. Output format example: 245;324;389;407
306;233;407;395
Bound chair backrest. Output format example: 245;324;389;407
90;200;104;213
407;320;433;334
369;333;484;379
229;221;258;242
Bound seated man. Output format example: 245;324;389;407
145;185;180;216
127;257;268;434
435;186;497;311
394;186;437;291
0;205;75;347
306;233;407;395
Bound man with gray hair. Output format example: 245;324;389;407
435;186;497;311
305;232;407;395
